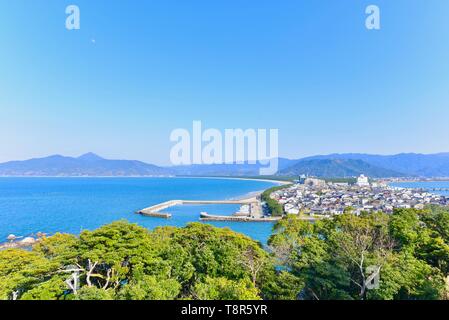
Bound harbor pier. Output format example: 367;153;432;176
136;197;267;221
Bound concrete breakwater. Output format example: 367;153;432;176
137;199;257;213
136;200;183;218
138;211;172;218
137;200;183;214
136;198;264;220
136;197;323;222
199;212;321;222
199;212;281;222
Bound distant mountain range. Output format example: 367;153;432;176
0;153;171;177
277;159;405;178
1;152;449;178
170;158;295;177
301;153;449;177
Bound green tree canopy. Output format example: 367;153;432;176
1;206;448;300
267;207;449;300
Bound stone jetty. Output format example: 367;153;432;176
136;197;271;221
199;212;281;222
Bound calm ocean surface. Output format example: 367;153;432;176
390;181;449;197
0;177;279;244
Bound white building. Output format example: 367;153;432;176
356;174;370;187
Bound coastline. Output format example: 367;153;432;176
0;175;292;185
231;190;265;201
167;176;291;205
167;175;292;186
0;175;289;204
383;177;449;183
135;177;288;223
0;176;285;243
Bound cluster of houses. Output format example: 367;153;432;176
271;175;449;217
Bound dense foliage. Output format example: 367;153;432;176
0;206;448;300
0;222;273;300
268;206;449;300
261;185;291;216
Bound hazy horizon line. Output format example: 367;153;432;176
2;151;449;167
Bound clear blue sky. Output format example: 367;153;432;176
1;0;448;165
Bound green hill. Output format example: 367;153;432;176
278;158;405;178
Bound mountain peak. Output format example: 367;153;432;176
278;158;406;178
77;152;104;161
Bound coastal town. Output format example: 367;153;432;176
2;175;449;250
270;175;449;217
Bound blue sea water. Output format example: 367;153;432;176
0;177;279;244
390;181;449;197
